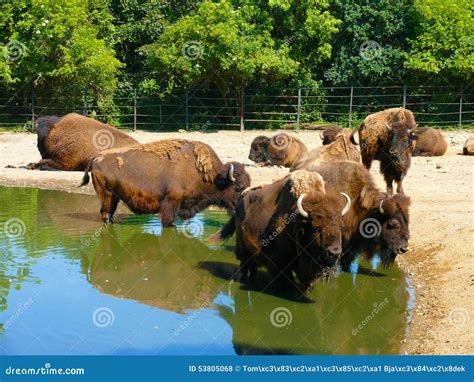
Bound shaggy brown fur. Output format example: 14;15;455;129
412;127;448;156
313;161;411;268
463;134;474;156
321;126;352;145
27;113;138;171
211;170;352;294
290;134;360;171
354;107;417;194
80;139;250;225
248;133;308;167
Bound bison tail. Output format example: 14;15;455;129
207;216;236;243
78;159;94;187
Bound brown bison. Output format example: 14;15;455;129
80;139;250;225
320;126;353;145
463;134;474;156
27;113;138;171
352;107;417;194
210;170;352;293
412;127;448;156
290;133;360;171
248;133;308;167
313;160;411;269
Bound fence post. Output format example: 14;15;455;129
83;88;87;116
133;88;137;131
31;86;35;128
296;88;302;131
348;86;354;128
402;85;407;108
240;87;245;132
185;91;189;130
459;85;463;127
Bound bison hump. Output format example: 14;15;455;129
287;170;325;196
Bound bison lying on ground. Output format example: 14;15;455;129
210;170;351;294
248;133;308;167
352;107;417;194
412;127;448;156
290;133;360;171
80;139;250;225
27;113;138;171
463;135;474;156
313;160;411;269
321;126;352;145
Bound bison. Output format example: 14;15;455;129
210;170;352;294
352;107;417;194
248;133;308;167
412;127;448;156
80;139;250;225
320;126;353;145
312;160;411;269
463;134;474;156
290;133;360;171
27;113;138;171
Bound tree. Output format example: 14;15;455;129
406;0;474;81
323;0;415;86
0;0;122;104
141;0;299;97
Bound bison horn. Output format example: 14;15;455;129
340;192;351;216
384;121;392;131
228;163;235;182
296;194;309;218
379;199;385;214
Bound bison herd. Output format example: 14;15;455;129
26;109;473;297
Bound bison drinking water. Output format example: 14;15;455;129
27;113;138;171
412;127;448;157
353;107;417;194
80;139;250;225
211;170;351;294
313;161;411;269
248;133;308;167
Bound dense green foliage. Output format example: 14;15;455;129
0;0;472;109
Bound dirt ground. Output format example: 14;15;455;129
0;129;473;355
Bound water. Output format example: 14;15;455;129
0;187;410;355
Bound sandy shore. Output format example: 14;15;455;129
1;129;473;355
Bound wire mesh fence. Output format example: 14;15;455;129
1;85;472;130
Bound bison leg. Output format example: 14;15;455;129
361;153;373;170
100;191;120;224
27;159;64;171
396;177;405;194
160;197;180;227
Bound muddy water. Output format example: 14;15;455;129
0;187;411;355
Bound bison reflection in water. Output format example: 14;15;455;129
80;139;250;225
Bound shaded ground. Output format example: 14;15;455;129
0;129;473;355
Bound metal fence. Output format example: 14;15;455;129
1;85;472;130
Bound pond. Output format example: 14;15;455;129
0;186;411;355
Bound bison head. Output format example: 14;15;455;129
215;161;251;212
371;193;411;266
248;136;270;163
293;191;351;292
385;121;417;168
